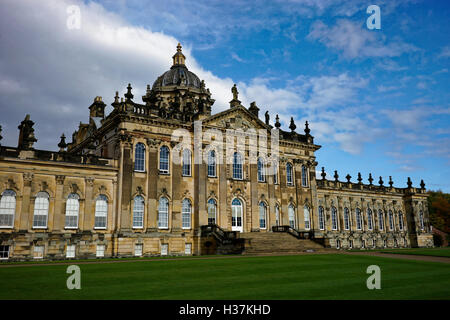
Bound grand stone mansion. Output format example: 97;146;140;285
0;44;433;260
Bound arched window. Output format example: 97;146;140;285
301;165;308;187
304;205;310;230
367;209;373;231
344;207;350;230
318;206;325;230
419;210;424;230
207;199;217;224
134;143;146;172
288;204;295;228
65;193;79;229
356;208;362;230
33;191;50;228
331;207;338;230
182;199;192;229
158;197;169;229
389;210;394;231
207;150;216;177
259;202;267;229
159;146;170;174
182;149;192;176
398;211;404;231
257;158;265;182
231;198;243;231
275;204;280;226
132;195;144;228
233;152;243;180
94;195;108;229
286;163;294;185
378;210;384;231
0;190;16;228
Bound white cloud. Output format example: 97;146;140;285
307;19;417;59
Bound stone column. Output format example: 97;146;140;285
52;175;65;231
147;140;159;230
250;161;259;232
19;173;33;231
83;177;94;230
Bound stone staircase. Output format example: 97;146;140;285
240;232;327;255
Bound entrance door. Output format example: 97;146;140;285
231;198;243;232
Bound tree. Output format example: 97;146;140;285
427;190;450;234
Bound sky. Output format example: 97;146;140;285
0;0;449;191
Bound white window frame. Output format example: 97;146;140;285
301;165;308;187
65;193;80;229
232;152;243;180
288;204;295;229
134;243;143;256
207;150;216;177
94;195;108;229
344;208;350;230
356;208;362;231
33;245;44;259
66;244;76;258
318;206;325;230
331;207;338;230
182;199;192;229
159;146;170;174
257;157;265;182
134;143;146;172
33;191;49;229
286;163;294;186
378;210;384;231
158;197;169;229
304;205;310;230
185;243;192;255
161;243;168;256
367;209;373;231
259;202;267;229
182;148;192;177
96;244;105;257
132;195;144;229
0;245;10;259
207;198;217;225
0;190;16;228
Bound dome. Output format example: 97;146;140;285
152;65;201;89
152;43;201;90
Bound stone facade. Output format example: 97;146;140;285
0;44;433;261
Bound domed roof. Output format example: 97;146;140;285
152;65;201;89
152;43;201;90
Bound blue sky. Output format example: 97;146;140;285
1;0;449;191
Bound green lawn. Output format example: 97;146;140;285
0;254;449;300
380;247;450;258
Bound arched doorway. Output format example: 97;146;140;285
231;198;243;232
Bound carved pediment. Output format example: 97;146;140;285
203;106;270;132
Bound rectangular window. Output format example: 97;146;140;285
96;244;105;257
185;243;192;255
66;244;76;258
161;243;168;256
0;245;10;259
134;244;143;256
33;245;44;259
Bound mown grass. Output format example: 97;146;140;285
0;254;449;300
379;247;450;258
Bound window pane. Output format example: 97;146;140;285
302;166;308;187
65;193;79;228
288;205;295;228
158;197;169;228
95;195;108;228
134;143;145;171
208;151;216;177
233;152;243;180
207;199;216;224
257;158;265;182
287;163;293;185
0;190;16;227
182;199;191;229
159;146;170;173
259;203;266;229
133;196;144;228
304;206;310;229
